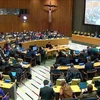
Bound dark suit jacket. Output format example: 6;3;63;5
46;44;53;49
25;51;35;58
66;68;83;82
85;62;94;71
39;86;55;100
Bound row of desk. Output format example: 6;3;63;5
57;62;100;71
0;80;17;100
22;38;69;49
1;58;31;100
0;38;69;49
72;34;100;45
53;82;97;100
53;84;97;93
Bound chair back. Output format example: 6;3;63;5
18;58;23;62
56;79;65;86
2;75;11;81
66;71;82;82
2;75;11;83
87;69;97;80
92;76;100;83
24;56;31;63
71;79;80;85
9;57;14;61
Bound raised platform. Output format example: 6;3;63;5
72;34;100;45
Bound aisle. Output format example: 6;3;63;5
16;65;50;100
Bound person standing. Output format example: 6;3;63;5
38;80;55;100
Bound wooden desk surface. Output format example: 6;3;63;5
53;84;97;93
23;64;31;68
57;65;84;70
9;60;31;69
72;34;100;45
53;86;61;93
57;62;100;70
22;38;69;49
94;62;100;67
0;81;15;89
45;45;69;53
70;85;81;92
86;81;97;91
53;85;81;93
20;63;31;68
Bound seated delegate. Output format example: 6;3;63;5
85;57;94;71
46;42;53;49
78;84;99;100
66;63;83;82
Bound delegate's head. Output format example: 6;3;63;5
70;63;74;68
87;57;91;62
87;84;93;93
61;81;66;87
43;80;49;86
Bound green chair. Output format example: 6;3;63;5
2;75;11;81
70;79;80;85
92;76;100;83
56;79;66;86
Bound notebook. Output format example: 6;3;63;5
79;82;87;89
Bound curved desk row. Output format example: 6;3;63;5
22;38;69;49
72;34;100;45
57;62;100;70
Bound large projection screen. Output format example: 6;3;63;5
84;0;100;25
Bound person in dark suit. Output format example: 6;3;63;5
59;54;70;65
25;48;35;58
85;58;94;71
39;80;55;100
46;42;53;49
78;53;86;63
78;84;98;100
66;63;83;82
67;63;79;72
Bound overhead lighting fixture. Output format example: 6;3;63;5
23;16;27;20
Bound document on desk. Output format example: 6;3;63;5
74;65;85;68
20;62;28;68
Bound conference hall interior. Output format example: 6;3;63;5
0;0;100;100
